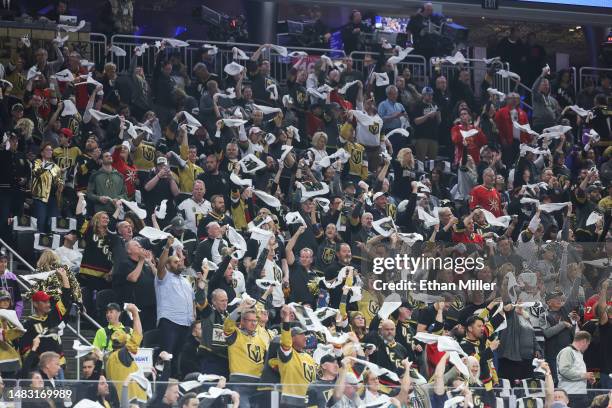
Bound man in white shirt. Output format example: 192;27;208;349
556;330;594;407
353;99;384;172
54;230;82;273
156;236;195;378
177;180;211;234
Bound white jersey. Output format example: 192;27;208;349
178;197;212;234
355;114;384;147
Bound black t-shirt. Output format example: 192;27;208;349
112;258;156;308
306;378;336;408
140;170;177;219
412;102;440;140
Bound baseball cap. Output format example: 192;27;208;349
320;354;337;365
11;103;24;112
0;290;11;301
106;302;121;311
60;128;74;139
421;86;434;94
372;191;387;200
342;181;355;190
156;156;168;165
345;372;361;385
170;215;186;229
545;290;564;302
249;126;263;135
291;326;308;336
32;291;51;302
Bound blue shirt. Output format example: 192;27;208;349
377;98;406;131
155;271;195;327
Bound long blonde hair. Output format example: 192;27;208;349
397;147;415;168
36;250;60;271
91;211;109;236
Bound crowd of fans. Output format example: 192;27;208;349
0;3;609;407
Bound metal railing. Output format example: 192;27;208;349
579;66;612;91
348;50;429;88
0;380;608;407
0;238;103;379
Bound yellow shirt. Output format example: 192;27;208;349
133;142;156;171
279;326;316;404
105;331;146;403
345;141;368;179
178;144;203;192
224;317;268;381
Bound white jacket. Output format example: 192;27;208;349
557;345;587;395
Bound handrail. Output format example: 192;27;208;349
0;238;102;343
579;66;612;91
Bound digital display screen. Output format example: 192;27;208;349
517;0;610;8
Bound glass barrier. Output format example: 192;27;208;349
2;380;609;407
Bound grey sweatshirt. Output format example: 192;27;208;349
531;74;560;131
499;309;542;361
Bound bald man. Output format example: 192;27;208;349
112;240;158;331
363;317;411;376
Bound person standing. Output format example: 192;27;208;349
112;240;157;332
469;168;503;217
556;331;594;407
596;280;611;390
340;10;371;54
412;87;441;162
224;299;268;408
31;142;63;232
155;236;195;377
278;305;316;407
92;302;133;353
494;92;529;165
531;65;560;133
87;151;127;214
0;252;23;318
142;156;180;228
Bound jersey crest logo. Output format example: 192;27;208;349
247;343;263;363
303;362;315;382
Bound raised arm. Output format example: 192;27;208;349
157;236;174;280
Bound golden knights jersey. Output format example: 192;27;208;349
133;142;156;170
357;290;380;327
53;146;81;187
345;142;368;179
224;318;268;382
61;112;83;137
279;326;316;405
355;114;383;147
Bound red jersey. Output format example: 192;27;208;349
112;148;137;198
469;185;503;217
451;123;488;165
452;230;485;246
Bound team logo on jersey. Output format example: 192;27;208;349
303;362;315;382
368;301;379;316
368;123;380;135
142;146;155;162
351;149;362;163
322;247;336;264
452;295;464;310
247;343;263;363
386;203;397;220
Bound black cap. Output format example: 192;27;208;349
545;291;564;302
320;354;337;365
106;302;121;311
342;180;355;190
